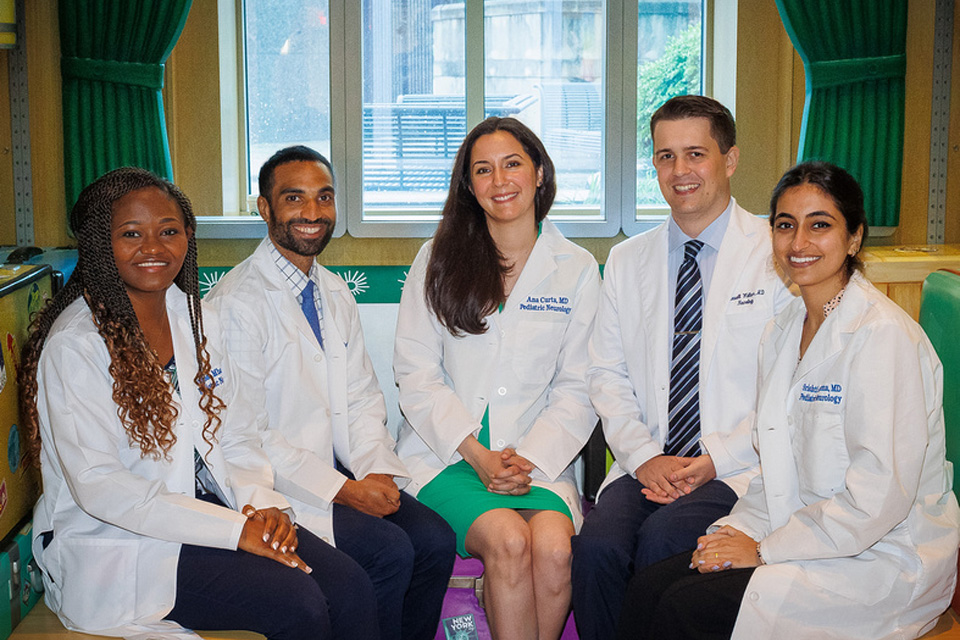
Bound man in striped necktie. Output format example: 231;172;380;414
571;95;795;639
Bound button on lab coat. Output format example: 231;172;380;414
32;289;288;638
714;273;960;639
394;219;600;527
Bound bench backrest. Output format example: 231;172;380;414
919;269;960;498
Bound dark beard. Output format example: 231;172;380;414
269;216;334;258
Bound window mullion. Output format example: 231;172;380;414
709;0;737;116
465;0;485;130
604;0;627;237
217;0;245;215
619;0;646;236
334;0;358;238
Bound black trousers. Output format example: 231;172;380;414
617;551;755;640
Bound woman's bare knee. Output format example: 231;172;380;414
466;510;533;565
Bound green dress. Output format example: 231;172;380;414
416;408;573;557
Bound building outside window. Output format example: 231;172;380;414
223;0;717;238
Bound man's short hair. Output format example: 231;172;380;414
258;146;335;201
650;95;737;153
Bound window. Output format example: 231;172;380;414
483;2;604;224
206;0;736;238
635;4;702;209
245;0;332;193
360;1;464;218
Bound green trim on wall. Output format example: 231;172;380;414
199;264;606;301
199;266;411;303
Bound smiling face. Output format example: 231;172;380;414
258;160;336;273
111;187;190;304
772;182;863;305
652;116;739;235
469;130;544;231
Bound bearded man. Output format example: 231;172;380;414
207;146;455;640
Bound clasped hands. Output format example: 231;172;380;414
480;447;535;495
460;436;534;495
636;454;717;505
689;525;762;573
238;505;312;574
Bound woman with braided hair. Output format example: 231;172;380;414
20;167;378;640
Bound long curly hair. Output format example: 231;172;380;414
425;117;556;335
19;167;225;465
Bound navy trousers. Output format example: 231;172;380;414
571;475;738;639
166;524;379;640
333;491;456;640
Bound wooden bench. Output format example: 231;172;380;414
923;609;960;638
11;596;960;639
863;244;960;320
10;599;265;640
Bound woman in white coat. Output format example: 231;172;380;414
394;117;600;639
20;168;377;639
618;161;960;640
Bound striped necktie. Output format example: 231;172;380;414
665;239;704;457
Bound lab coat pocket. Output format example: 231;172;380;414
512;320;562;383
58;538;137;627
801;552;898;605
723;302;771;330
793;411;849;499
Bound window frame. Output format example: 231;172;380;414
199;0;737;240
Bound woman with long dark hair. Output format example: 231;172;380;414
21;167;377;639
394;117;600;639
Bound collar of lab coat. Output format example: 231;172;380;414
166;284;201;412
620;199;771;413
496;217;569;319
772;271;874;386
163;286;239;508
249;238;348;356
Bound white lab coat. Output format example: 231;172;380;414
32;288;288;638
206;239;409;545
394;219;600;528
589;200;794;496
714;273;960;640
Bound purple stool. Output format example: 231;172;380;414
435;556;578;639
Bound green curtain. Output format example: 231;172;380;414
59;0;192;210
775;0;908;228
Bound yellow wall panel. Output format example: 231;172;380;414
25;0;67;247
0;51;15;246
